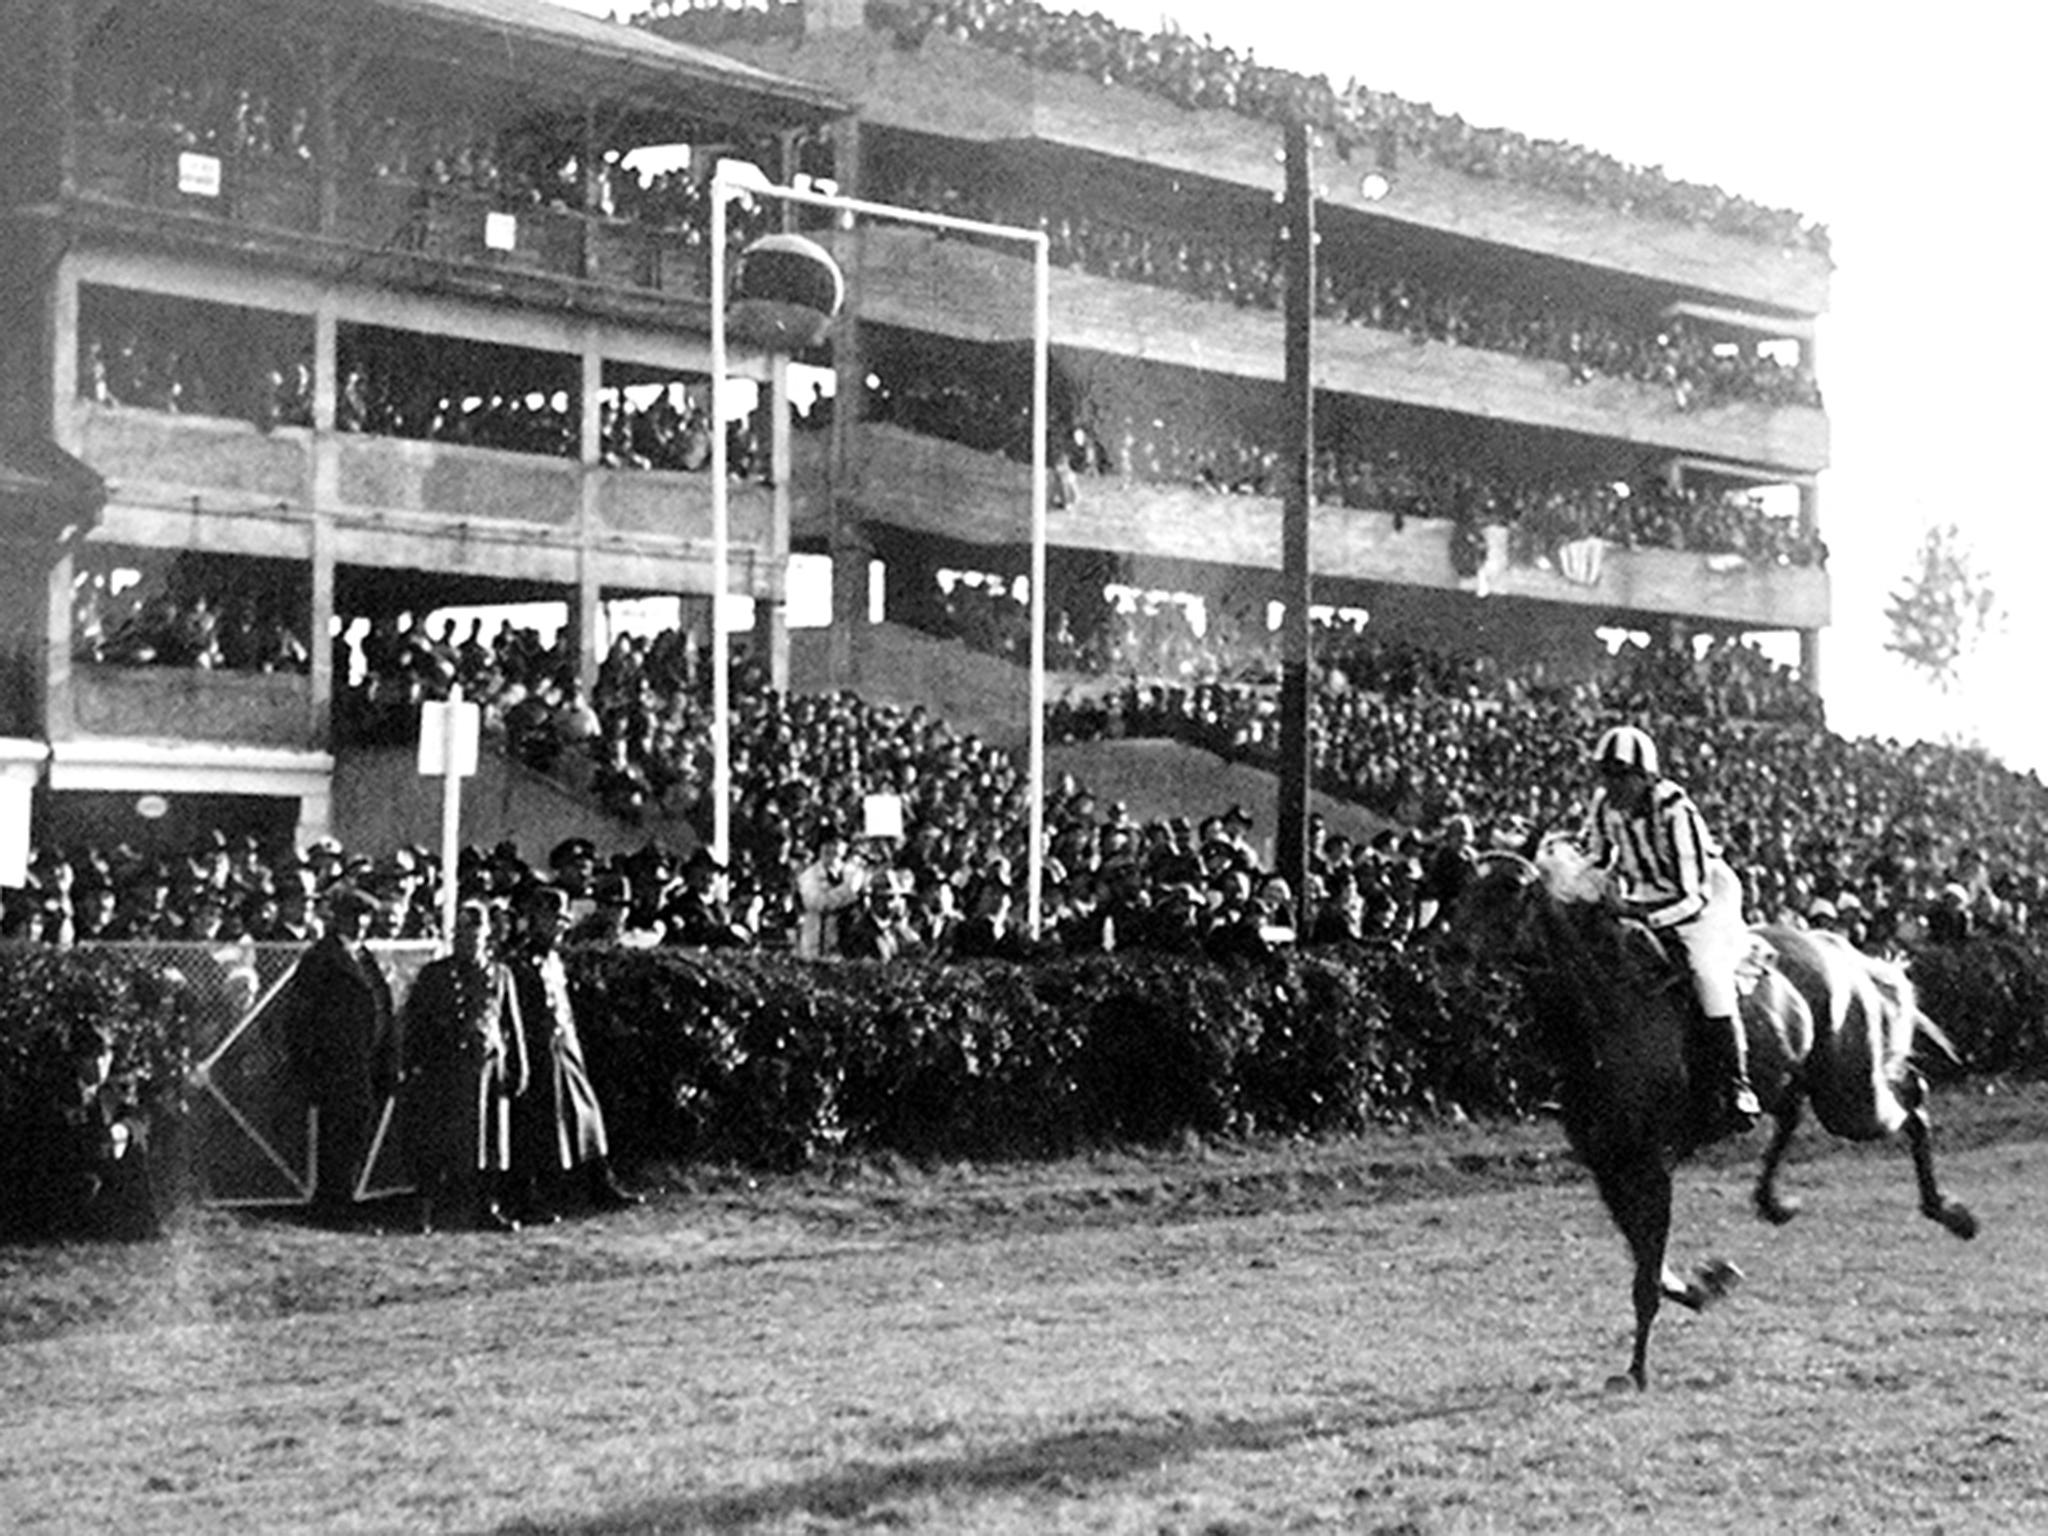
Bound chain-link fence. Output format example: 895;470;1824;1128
85;939;440;1207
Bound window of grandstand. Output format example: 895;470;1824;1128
77;285;313;431
73;549;310;674
337;324;578;457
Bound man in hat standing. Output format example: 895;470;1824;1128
13;1021;159;1240
276;886;398;1219
399;898;527;1232
661;848;754;949
795;829;866;958
508;883;641;1220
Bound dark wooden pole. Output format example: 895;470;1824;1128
1278;119;1315;925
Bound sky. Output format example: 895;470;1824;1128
562;0;2046;773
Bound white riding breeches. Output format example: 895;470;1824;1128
1664;858;1747;1018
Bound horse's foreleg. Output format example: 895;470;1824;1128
1594;1156;1674;1392
1900;1070;1979;1240
1754;1095;1805;1225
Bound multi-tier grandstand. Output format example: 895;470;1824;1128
0;0;1834;865
30;0;2048;957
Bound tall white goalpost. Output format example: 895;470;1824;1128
709;166;1054;934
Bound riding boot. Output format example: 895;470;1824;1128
1711;1014;1760;1132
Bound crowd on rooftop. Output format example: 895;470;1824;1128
643;0;1827;256
866;0;1828;255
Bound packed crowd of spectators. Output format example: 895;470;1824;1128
81;291;775;478
12;634;2043;966
859;0;1828;255
870;168;1820;414
14;585;2048;966
77;43;782;253
645;0;1827;255
866;348;1823;570
323;611;2048;958
72;568;312;676
1047;621;2044;949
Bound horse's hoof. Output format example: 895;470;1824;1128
1941;1203;1980;1241
1694;1256;1744;1305
1603;1371;1644;1394
1754;1190;1801;1226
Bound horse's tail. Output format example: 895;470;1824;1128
1863;948;1960;1066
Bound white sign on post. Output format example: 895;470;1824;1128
417;699;480;779
420;694;482;948
862;793;903;841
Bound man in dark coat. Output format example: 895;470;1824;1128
508;883;641;1220
399;899;527;1233
277;886;398;1219
10;1023;159;1241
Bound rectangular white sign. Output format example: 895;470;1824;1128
177;152;221;197
417;700;481;778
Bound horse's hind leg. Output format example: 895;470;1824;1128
1754;1095;1805;1225
1899;1069;1979;1240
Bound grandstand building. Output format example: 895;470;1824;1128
0;0;842;852
0;0;1831;860
659;0;1830;711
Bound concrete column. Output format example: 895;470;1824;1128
1799;479;1822;693
308;298;339;743
48;0;80;200
44;263;82;742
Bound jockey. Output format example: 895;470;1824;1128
1582;724;1760;1133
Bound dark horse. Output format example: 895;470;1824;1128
1444;841;1978;1390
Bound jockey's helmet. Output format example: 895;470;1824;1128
1593;724;1660;778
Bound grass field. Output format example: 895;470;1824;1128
3;1086;2045;1534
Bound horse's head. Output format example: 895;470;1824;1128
1438;848;1548;968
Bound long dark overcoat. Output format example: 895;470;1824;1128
508;947;609;1172
400;953;527;1182
277;934;397;1204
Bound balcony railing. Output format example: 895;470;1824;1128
70;120;717;302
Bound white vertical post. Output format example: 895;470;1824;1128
709;173;732;866
438;685;464;948
700;177;1046;892
419;685;478;949
1026;234;1050;939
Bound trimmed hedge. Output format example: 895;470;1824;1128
2;934;2046;1195
571;944;1543;1169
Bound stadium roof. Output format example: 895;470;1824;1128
345;0;847;126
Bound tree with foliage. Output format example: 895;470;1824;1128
1885;522;2001;692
